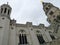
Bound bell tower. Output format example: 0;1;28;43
0;2;12;19
42;2;60;35
0;3;12;45
42;2;60;24
42;2;53;15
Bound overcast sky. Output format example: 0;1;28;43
0;0;60;26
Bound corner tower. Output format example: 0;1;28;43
0;3;12;19
42;2;53;15
42;2;60;24
42;2;60;34
0;3;12;45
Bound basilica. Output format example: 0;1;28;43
0;2;60;45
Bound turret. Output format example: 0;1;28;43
42;2;53;15
42;2;60;34
0;3;12;19
42;2;60;24
0;3;12;45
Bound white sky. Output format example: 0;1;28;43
0;0;60;27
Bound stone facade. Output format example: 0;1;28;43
0;2;60;45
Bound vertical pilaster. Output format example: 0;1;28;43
28;28;40;45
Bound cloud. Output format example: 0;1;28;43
0;0;60;27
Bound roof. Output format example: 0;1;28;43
1;4;12;9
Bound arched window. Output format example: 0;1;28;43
1;8;3;13
20;30;25;33
8;9;10;15
46;7;49;10
49;11;54;15
50;35;55;40
4;8;7;13
36;30;40;33
19;34;28;44
18;30;28;45
37;34;45;44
